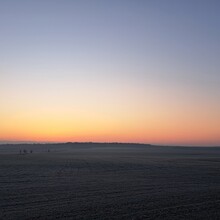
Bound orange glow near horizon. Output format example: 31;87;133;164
1;100;219;146
1;127;219;146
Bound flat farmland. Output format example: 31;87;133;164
0;143;220;219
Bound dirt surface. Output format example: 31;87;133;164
0;143;220;219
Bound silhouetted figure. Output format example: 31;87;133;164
48;149;50;153
19;150;22;154
23;149;27;154
30;150;33;153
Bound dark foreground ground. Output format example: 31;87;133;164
0;143;220;220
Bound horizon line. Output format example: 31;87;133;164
0;141;219;148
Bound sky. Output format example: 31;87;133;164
0;0;220;146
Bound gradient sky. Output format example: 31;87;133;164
1;0;220;146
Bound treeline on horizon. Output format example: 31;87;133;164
0;142;151;146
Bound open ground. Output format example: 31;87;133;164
0;143;220;219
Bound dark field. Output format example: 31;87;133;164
0;143;220;219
